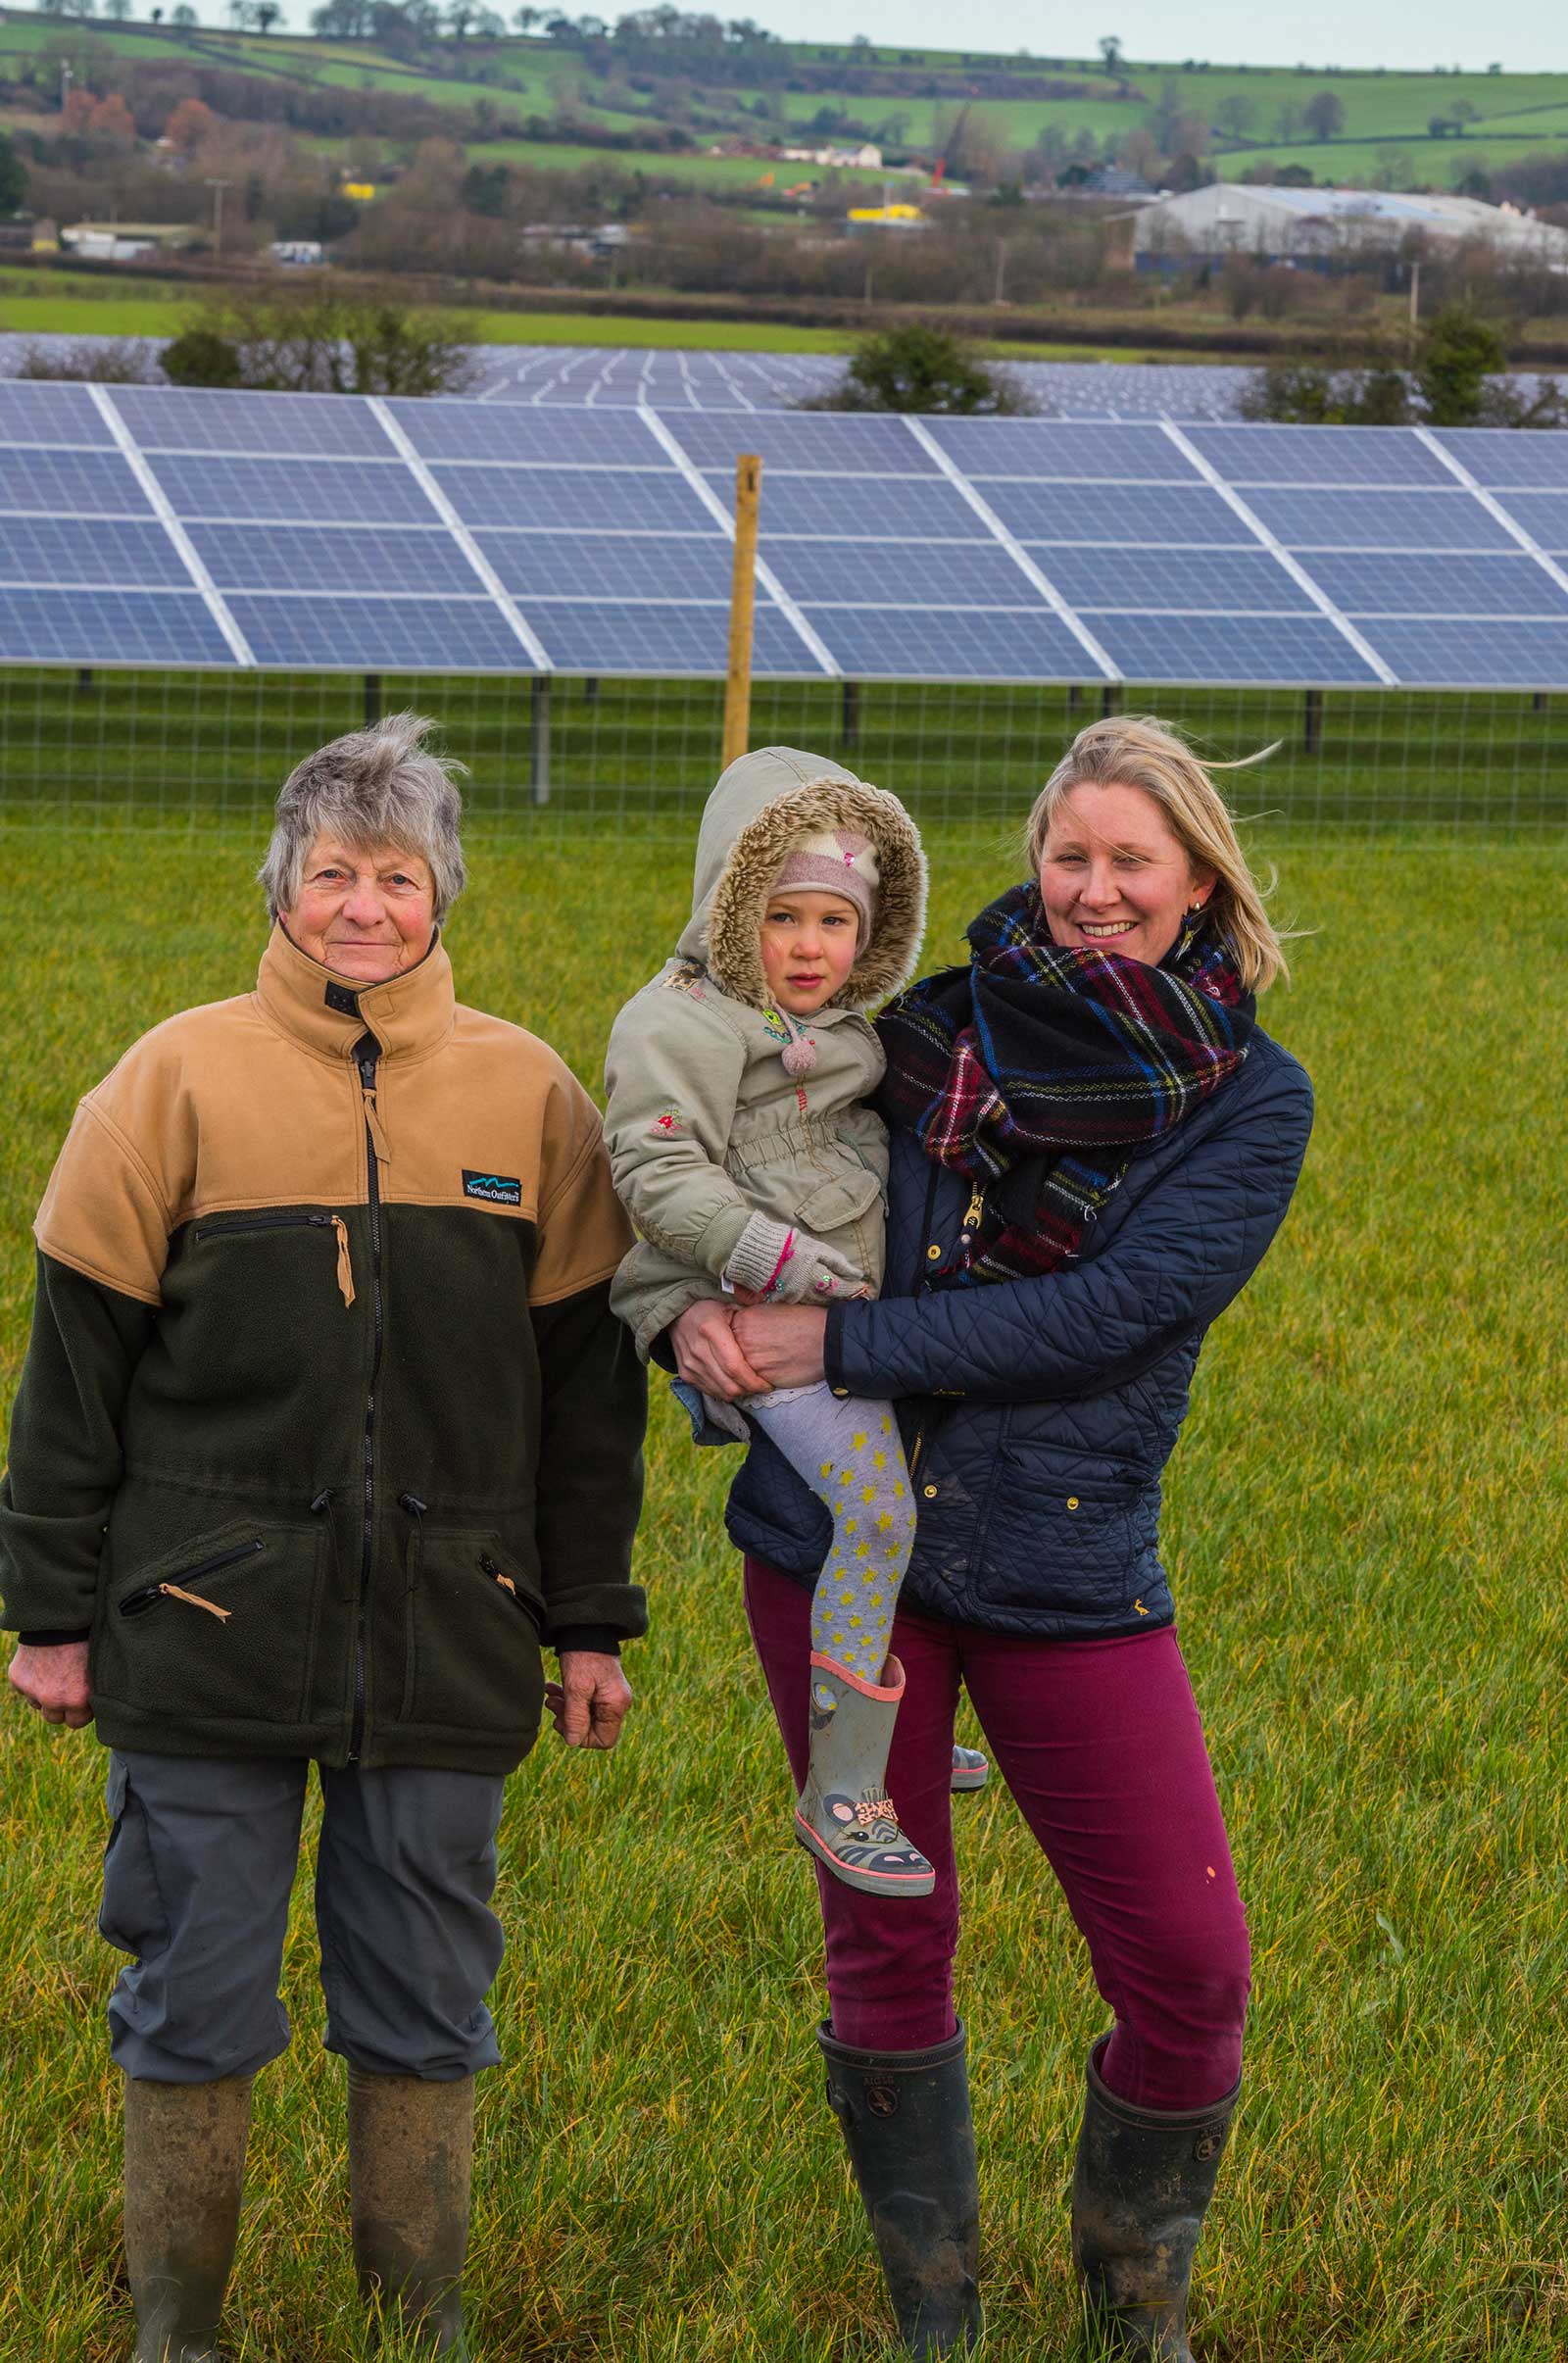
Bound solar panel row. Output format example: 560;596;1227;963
1;380;1566;687
9;339;1556;432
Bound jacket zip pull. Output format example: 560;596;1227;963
311;1489;346;1589
361;1081;392;1166
159;1581;231;1622
479;1552;518;1598
330;1214;356;1308
962;1186;985;1234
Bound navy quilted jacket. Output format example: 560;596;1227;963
723;1027;1313;1638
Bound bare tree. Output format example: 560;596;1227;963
1213;93;1257;139
1302;90;1345;141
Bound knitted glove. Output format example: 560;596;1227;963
723;1212;865;1305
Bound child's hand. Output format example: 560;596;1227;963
723;1213;864;1305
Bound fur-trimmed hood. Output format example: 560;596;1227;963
675;746;927;1013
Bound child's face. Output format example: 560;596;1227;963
759;889;861;1017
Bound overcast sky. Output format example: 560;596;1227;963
261;0;1567;70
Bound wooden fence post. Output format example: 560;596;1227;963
722;454;762;773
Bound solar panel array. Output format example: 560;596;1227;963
9;336;1559;426
3;378;1568;688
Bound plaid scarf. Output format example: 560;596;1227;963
875;883;1254;1286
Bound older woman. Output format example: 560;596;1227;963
0;715;646;2361
671;717;1313;2360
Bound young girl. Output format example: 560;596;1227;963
604;746;954;1895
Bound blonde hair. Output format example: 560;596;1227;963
1023;715;1289;992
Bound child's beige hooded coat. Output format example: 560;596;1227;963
604;746;926;1360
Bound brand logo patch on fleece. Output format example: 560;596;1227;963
463;1170;522;1206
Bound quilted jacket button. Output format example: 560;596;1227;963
926;1244;942;1261
1067;1497;1079;1510
831;1387;849;1399
923;1483;938;1500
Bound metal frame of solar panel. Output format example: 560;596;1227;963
2;382;1567;691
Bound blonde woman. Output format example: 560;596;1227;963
669;718;1314;2359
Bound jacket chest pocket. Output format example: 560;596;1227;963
98;1518;326;1727
399;1526;545;1737
794;1167;884;1234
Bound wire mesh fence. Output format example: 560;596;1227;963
0;666;1564;842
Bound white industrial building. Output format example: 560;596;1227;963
1133;184;1568;270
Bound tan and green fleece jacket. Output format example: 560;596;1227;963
0;924;647;1776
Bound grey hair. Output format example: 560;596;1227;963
259;712;467;925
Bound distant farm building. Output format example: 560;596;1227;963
781;142;883;170
60;222;203;262
1134;184;1568;271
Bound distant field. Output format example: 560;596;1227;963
2;16;1566;201
0;284;1206;364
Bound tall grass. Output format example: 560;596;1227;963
0;825;1564;2360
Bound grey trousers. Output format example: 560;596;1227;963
101;1750;506;2085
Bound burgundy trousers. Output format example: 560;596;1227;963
745;1555;1250;2111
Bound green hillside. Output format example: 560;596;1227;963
3;13;1567;198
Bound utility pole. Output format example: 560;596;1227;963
994;237;1008;304
1409;258;1421;330
60;61;73;112
205;177;232;264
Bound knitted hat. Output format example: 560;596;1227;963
769;828;880;947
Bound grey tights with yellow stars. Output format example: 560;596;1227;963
747;1386;934;1897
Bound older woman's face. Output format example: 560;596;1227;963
1038;782;1212;969
284;835;436;984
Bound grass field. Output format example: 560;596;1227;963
0;284;1222;364
0;811;1565;2361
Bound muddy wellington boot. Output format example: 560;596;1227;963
1071;2038;1241;2362
123;2073;253;2363
347;2067;474;2357
950;1746;989;1795
818;2022;982;2357
795;1652;935;1896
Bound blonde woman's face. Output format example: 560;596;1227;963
1037;782;1213;968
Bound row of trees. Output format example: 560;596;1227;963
1240;306;1567;426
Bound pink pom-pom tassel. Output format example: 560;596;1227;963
781;1036;817;1076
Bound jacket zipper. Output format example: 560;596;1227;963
479;1552;540;1624
197;1209;354;1306
905;1165;943;1479
903;1179;983;1487
196;1212;330;1240
120;1538;262;1619
349;1030;385;1762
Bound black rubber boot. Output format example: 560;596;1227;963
347;2066;474;2356
123;2073;252;2363
817;2021;982;2357
1070;2037;1240;2362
